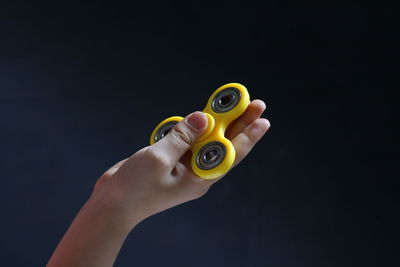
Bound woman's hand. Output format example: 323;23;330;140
92;99;271;228
47;99;270;267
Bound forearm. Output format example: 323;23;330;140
47;193;140;267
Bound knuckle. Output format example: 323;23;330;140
190;177;211;198
194;184;210;198
171;125;194;147
145;148;171;168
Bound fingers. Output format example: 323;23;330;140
226;99;266;140
205;117;270;186
151;112;208;164
231;118;270;167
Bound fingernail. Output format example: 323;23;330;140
186;112;207;130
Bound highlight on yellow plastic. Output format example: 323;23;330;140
150;83;250;179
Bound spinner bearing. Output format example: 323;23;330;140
150;83;250;179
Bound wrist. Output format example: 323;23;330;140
87;184;146;233
47;188;139;267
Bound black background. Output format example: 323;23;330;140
0;2;398;266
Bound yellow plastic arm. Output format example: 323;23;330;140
150;83;250;179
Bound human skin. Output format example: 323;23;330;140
47;99;270;267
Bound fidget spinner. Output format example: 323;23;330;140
150;83;250;179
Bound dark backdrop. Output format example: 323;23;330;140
0;2;397;267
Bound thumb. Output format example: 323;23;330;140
152;111;208;164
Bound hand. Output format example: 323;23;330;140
47;99;270;267
91;99;270;228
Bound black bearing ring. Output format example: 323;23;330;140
154;121;178;143
196;141;226;170
211;87;241;113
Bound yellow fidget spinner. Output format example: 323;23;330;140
150;83;250;179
